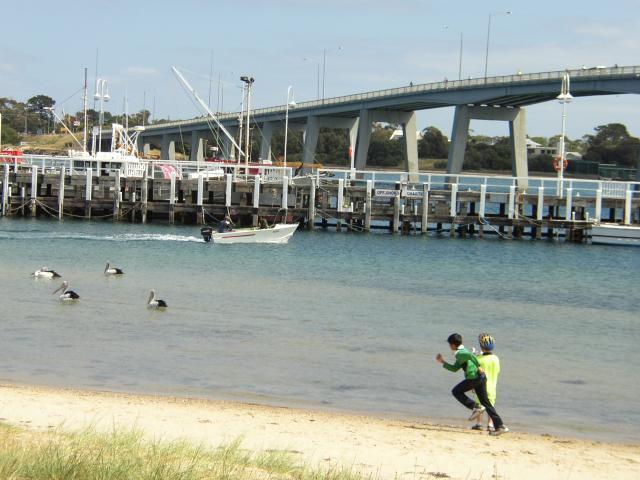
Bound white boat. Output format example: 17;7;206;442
590;223;640;246
201;223;298;244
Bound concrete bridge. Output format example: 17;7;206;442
110;65;640;177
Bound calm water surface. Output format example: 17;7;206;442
0;218;638;442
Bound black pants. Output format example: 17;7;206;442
452;376;504;429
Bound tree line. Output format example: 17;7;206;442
2;93;638;172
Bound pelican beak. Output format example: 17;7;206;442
52;284;64;295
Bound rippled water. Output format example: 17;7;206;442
0;217;638;442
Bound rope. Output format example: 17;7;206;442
34;198;138;219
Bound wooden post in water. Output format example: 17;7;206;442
20;186;25;216
113;170;121;221
84;168;92;219
169;171;176;224
364;180;372;232
197;174;204;225
30;165;38;217
225;173;232;208
479;184;486;238
392;194;400;234
58;166;65;220
336;178;344;231
141;169;148;224
421;183;429;234
308;177;316;230
2;164;9;216
624;185;632;225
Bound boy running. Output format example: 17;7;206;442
436;333;508;436
471;333;501;431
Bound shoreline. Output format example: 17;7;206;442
0;382;638;480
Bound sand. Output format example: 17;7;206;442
0;383;638;480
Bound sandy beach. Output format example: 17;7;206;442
0;383;637;479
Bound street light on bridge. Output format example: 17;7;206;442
322;45;343;102
484;10;512;80
444;25;463;80
284;86;296;171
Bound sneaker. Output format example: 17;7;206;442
489;426;509;436
471;424;483;430
468;405;486;421
487;425;495;432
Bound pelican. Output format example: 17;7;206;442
52;281;80;302
104;262;124;276
147;289;167;309
32;267;61;279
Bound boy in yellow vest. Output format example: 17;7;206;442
470;333;501;431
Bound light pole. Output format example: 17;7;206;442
444;25;463;80
94;78;110;152
302;57;321;100
284;86;296;171
240;76;255;170
484;10;511;80
322;45;343;101
556;72;572;198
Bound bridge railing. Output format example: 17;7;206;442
133;65;640;133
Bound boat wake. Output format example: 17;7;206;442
0;232;203;243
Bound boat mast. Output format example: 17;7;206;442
171;66;244;158
240;76;254;171
83;67;88;154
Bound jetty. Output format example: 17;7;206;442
1;156;638;242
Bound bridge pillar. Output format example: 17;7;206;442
260;121;276;162
219;127;238;160
401;111;419;179
302;116;320;166
190;133;204;162
355;109;372;170
447;105;471;175
509;108;528;182
447;105;529;182
355;109;418;176
161;135;176;161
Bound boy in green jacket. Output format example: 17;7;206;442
436;333;508;435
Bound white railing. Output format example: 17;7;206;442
0;154;294;184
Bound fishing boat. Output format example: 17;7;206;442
200;223;298;244
590;223;640;246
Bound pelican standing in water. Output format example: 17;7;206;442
32;267;61;279
147;289;167;309
104;262;124;276
52;281;80;302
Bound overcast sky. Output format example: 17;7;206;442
2;0;639;139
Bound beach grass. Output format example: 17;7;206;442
0;422;371;480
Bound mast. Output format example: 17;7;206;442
240;76;255;170
83;67;88;153
171;66;243;157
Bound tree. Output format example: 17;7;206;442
26;95;55;120
418;126;448;158
1;125;20;146
582;123;640;167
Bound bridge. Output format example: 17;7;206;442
113;65;640;178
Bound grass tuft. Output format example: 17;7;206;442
0;422;374;480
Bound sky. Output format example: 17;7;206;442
1;0;639;139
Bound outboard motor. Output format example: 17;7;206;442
200;226;213;243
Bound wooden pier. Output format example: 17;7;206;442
1;162;639;242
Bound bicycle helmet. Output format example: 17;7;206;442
478;332;495;351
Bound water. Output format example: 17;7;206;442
0;218;639;442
